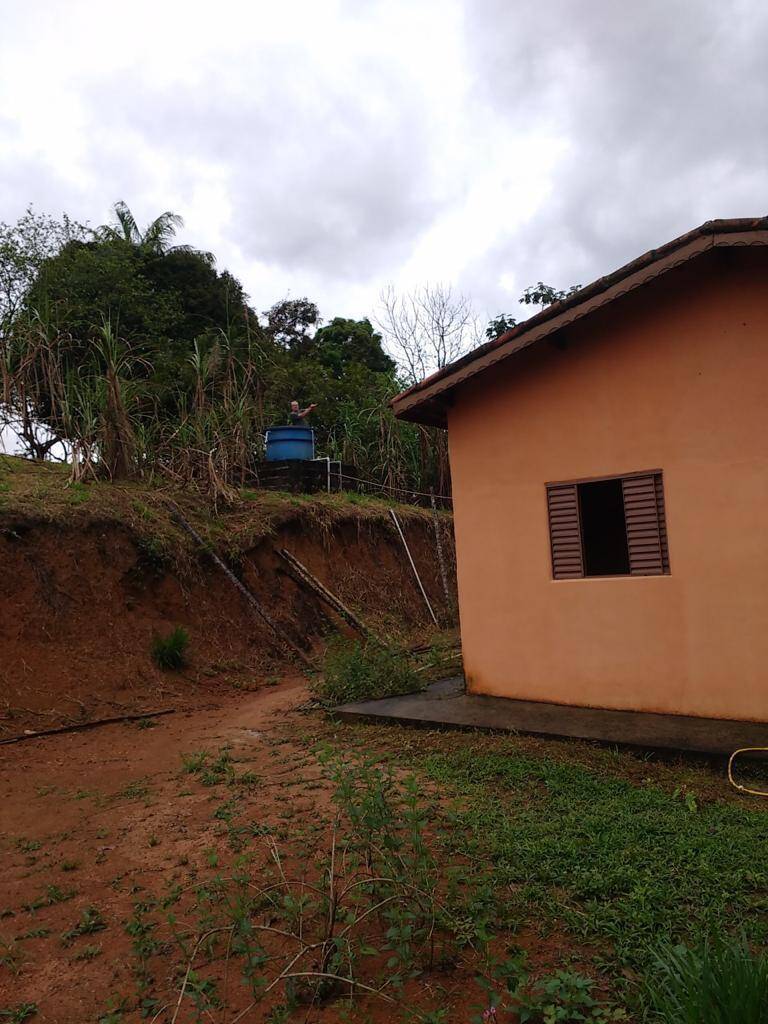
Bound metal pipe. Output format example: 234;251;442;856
389;508;438;626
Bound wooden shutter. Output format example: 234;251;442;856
622;474;668;575
547;483;584;579
654;473;670;573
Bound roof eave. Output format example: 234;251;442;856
391;217;768;427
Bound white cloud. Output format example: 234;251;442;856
1;0;767;326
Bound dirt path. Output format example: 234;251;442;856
0;678;333;1022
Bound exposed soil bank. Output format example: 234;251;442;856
0;458;456;734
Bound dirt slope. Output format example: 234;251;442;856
0;457;456;735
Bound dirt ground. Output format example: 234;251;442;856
0;679;492;1024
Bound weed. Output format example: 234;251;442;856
66;481;89;505
181;747;234;786
114;778;151;802
98;996;128;1024
14;838;41;854
0;1005;37;1023
316;639;421;705
517;971;627;1022
644;935;768;1023
61;906;107;946
0;938;24;975
61;860;79;872
18;928;50;940
73;943;102;961
151;626;190;670
125;900;161;1008
131;499;155;521
23;885;76;913
134;718;158;730
148;835;159;847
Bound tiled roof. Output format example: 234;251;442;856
391;217;768;427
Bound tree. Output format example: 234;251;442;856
519;281;581;307
0;207;86;340
376;283;481;385
24;215;250;355
311;317;395;377
485;313;518;340
94;200;187;256
264;298;320;355
485;281;582;340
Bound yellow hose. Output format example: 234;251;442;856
727;747;768;797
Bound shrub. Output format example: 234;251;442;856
151;627;189;670
645;935;768;1023
315;639;421;705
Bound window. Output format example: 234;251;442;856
546;472;670;579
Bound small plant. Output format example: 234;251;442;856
645;935;768;1023
14;838;41;854
0;938;24;975
114;778;151;802
151;626;189;670
73;943;102;961
66;481;89;505
315;639;421;705
23;885;76;913
181;747;234;786
61;906;107;946
517;970;626;1021
98;997;128;1024
0;1005;37;1023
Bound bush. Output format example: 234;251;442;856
151;627;190;670
315;639;421;705
645;935;768;1023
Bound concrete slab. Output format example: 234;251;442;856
334;678;768;756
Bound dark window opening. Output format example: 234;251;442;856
547;471;669;579
577;479;630;577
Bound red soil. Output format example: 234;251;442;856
0;682;499;1023
0;509;453;737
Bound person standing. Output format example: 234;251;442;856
288;400;317;424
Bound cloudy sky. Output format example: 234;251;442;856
2;0;767;326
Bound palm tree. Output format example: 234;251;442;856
97;201;186;255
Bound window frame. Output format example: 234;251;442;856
545;469;671;581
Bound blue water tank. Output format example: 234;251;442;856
265;425;315;462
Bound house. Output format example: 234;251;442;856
392;218;768;724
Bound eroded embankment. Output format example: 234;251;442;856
0;463;456;734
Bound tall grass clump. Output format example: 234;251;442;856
644;936;768;1023
151;626;190;670
315;639;421;705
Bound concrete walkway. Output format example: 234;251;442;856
335;678;768;756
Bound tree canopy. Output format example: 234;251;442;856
0;202;446;497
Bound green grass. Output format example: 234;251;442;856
315;638;422;705
644;935;768;1023
0;454;441;570
421;745;768;974
151;626;189;670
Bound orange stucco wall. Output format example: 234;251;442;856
448;248;768;721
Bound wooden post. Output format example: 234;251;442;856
430;490;452;619
276;548;378;642
389;508;438;627
169;504;312;670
